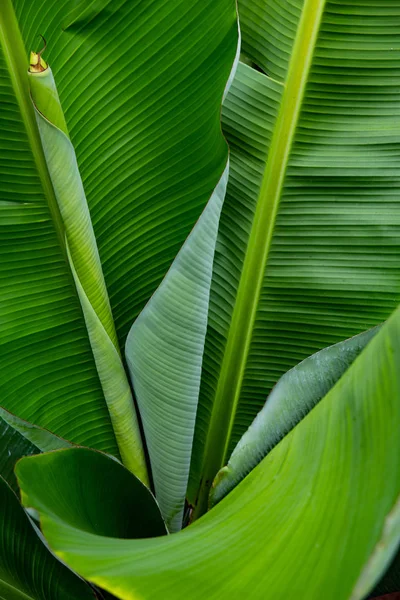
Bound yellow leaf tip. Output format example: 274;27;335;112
28;35;48;73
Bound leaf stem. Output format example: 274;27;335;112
0;0;66;256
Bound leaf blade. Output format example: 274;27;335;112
126;165;231;530
190;0;400;510
0;476;95;600
210;325;380;507
17;303;400;599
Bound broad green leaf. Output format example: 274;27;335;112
0;407;70;492
0;476;95;600
189;0;400;513
210;325;379;507
0;1;237;453
16;303;400;600
125;34;240;530
62;0;114;31
16;448;167;540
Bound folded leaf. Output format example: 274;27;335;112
0;476;95;600
125;15;240;531
210;326;380;506
27;57;148;484
189;0;400;514
126;165;230;531
0;0;238;462
0;407;70;492
16;448;166;540
17;303;400;599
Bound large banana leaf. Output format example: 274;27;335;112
0;476;96;599
17;301;400;599
188;0;400;512
0;0;237;457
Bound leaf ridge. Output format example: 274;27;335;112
193;0;327;517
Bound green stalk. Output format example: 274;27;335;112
0;0;65;254
193;0;326;519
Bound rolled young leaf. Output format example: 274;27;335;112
27;50;148;485
210;325;380;507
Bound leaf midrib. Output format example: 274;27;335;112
0;0;66;255
193;0;327;517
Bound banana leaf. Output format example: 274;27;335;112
188;0;400;513
0;407;70;492
0;0;237;470
0;475;96;599
16;301;400;599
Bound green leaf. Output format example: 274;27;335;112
16;303;400;599
0;475;95;600
0;407;70;492
62;0;114;31
27;60;148;483
126;165;231;530
210;325;380;507
16;448;167;540
189;0;400;513
0;0;237;455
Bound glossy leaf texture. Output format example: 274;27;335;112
210;325;379;507
0;407;70;493
16;448;167;540
0;0;237;450
0;476;96;600
17;301;400;600
188;0;400;511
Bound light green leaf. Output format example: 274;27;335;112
0;476;95;600
210;325;380;507
17;303;400;599
189;0;400;513
126;164;230;530
28;60;147;483
0;0;237;458
0;407;70;453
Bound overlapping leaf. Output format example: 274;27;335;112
0;0;237;452
210;325;379;507
17;448;167;540
189;0;400;511
17;301;400;599
0;407;69;492
0;476;95;599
